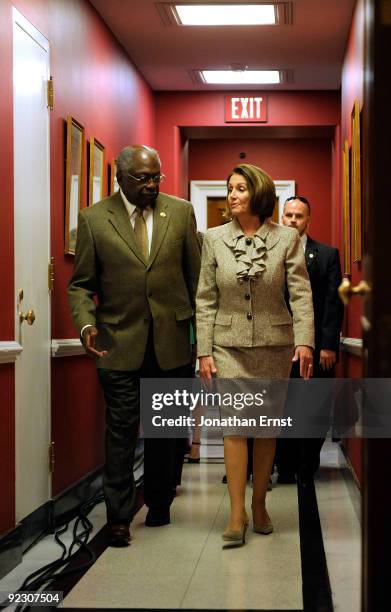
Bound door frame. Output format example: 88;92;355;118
190;179;295;231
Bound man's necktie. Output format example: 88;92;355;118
134;208;149;261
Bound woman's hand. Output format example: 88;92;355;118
199;355;217;388
292;345;313;379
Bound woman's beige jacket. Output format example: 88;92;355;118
196;218;315;357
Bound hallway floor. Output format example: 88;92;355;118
0;441;360;611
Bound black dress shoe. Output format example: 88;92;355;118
107;523;131;547
145;507;170;527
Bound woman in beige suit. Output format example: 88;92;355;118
196;164;314;546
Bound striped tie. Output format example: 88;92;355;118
134;208;149;260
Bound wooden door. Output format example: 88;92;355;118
361;1;391;609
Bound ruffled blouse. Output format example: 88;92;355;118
223;217;268;281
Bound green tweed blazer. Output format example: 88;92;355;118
68;191;201;370
196;218;314;356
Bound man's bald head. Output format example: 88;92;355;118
116;145;161;178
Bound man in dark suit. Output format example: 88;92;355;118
68;145;200;544
276;195;344;483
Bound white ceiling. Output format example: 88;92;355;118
89;0;356;91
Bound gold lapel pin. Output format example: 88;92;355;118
160;211;167;218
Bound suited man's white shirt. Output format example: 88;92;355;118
300;233;308;253
120;188;153;253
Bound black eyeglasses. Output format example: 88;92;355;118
127;172;166;185
285;195;309;205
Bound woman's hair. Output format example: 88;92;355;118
224;163;276;221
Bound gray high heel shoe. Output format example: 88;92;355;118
222;522;248;547
252;507;273;534
253;520;273;535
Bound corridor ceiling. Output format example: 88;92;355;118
89;0;356;91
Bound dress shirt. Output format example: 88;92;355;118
119;188;153;253
300;233;308;253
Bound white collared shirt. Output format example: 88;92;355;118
119;188;153;254
300;233;307;253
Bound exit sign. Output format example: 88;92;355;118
225;95;267;122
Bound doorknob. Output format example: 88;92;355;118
19;309;36;325
338;278;371;306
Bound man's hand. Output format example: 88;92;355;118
82;326;108;358
199;355;217;389
292;345;313;379
319;349;336;371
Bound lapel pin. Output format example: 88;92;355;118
160;211;167;218
309;253;314;258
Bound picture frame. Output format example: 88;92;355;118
64;116;85;255
342;139;351;275
88;137;105;205
351;100;362;262
110;158;119;194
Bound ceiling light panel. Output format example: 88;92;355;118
202;70;281;84
174;4;276;26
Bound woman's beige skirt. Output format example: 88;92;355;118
212;344;293;437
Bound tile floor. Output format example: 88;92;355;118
0;440;361;611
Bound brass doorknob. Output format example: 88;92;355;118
19;309;36;325
338;278;371;306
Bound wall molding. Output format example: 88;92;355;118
51;338;84;358
340;337;363;357
0;342;23;364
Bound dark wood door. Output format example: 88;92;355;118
361;1;391;609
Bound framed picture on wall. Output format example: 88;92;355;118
64;116;85;255
351;100;362;262
110;158;119;194
88;137;105;205
342;139;351;275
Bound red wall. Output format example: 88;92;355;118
189;138;333;245
0;0;155;531
155;91;340;198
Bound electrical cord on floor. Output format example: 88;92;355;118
7;491;105;612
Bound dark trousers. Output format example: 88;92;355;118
98;327;192;524
275;358;335;478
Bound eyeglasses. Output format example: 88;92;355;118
127;172;166;185
285;195;310;205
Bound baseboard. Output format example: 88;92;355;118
0;524;23;580
50;467;104;531
0;467;103;580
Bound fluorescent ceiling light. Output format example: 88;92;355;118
175;4;276;26
202;70;280;84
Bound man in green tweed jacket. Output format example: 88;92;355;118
68;145;200;544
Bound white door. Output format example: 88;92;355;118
13;8;51;521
